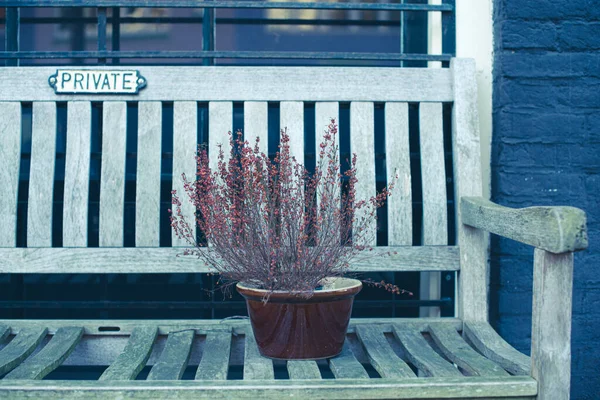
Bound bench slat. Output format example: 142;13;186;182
429;324;509;376
281;101;304;164
0;246;460;273
287;360;321;380
208;101;232;169
147;330;194;381
0;102;21;247
195;332;232;381
243;329;274;380
0;376;539;398
0;326;10;343
63;102;92;247
315;102;339;214
350;102;376;246
0;327;47;376
243;102;268;153
392;325;461;377
463;322;530;376
27;102;57;247
99;101;127;247
386;102;412;246
136;102;162;247
4;327;83;380
355;325;415;378
419;102;447;318
0;67;454;102
172;101;198;247
99;326;158;381
328;341;369;379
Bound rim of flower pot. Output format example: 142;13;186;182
236;277;362;304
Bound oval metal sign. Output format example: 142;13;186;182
48;69;147;94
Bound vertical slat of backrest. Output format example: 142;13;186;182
0;102;22;247
27;102;57;247
280;102;304;164
63;102;92;247
451;58;488;322
350;102;376;246
99;102;127;247
315;102;339;150
385;102;412;246
172;102;198;247
419;102;447;318
244;102;268;153
208;102;233;171
315;102;340;213
136;102;162;247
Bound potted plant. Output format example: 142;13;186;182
170;120;404;360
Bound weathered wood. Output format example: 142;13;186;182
461;197;588;254
147;330;195;381
531;249;573;400
195;332;232;381
328;340;369;379
243;102;268;153
0;246;460;273
315;102;340;215
136;102;162;247
350;102;376;246
0;67;454;102
287;360;322;380
0;102;21;247
27;102;57;247
385;102;412;247
99;326;158;381
171;102;198;247
392;325;460;377
0;376;538;399
280;101;304;165
355;325;415;378
0;325;10;343
99;101;127;247
243;329;273;380
419;102;446;318
4;318;463;338
428;324;508;377
0;327;47;376
63;101;92;247
451;58;488;322
463;321;530;376
4;327;83;380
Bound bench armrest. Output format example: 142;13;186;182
460;196;588;254
462;196;586;398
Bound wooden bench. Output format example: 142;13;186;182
0;59;587;399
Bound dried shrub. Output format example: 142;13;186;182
170;120;408;297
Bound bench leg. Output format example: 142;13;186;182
531;249;573;400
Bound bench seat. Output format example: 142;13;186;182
0;319;536;399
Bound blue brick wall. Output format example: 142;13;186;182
492;1;600;398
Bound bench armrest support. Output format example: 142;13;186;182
461;196;588;254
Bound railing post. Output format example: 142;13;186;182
5;7;19;66
203;0;215;66
531;248;573;400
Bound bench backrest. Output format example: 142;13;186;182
0;58;486;321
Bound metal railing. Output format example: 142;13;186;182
2;0;455;66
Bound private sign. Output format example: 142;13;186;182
48;69;147;94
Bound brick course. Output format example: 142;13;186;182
493;1;600;398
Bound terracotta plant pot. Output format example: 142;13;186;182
236;277;362;360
